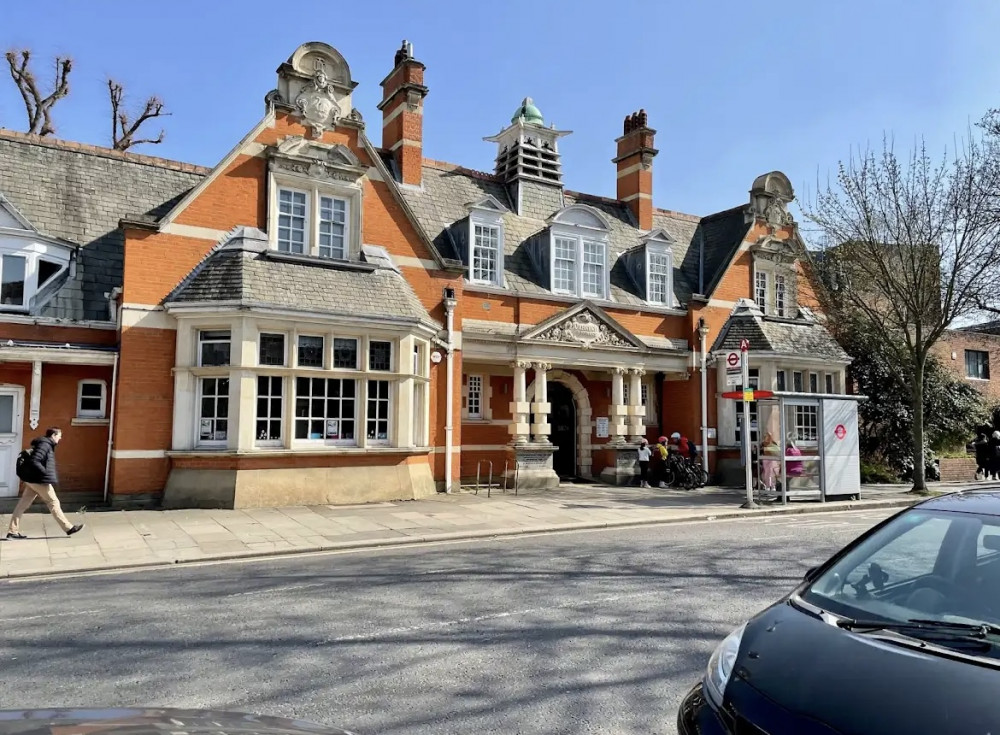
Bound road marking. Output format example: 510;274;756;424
226;582;327;597
0;609;103;623
318;589;664;645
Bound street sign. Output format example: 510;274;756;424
726;372;742;387
721;390;775;401
725;351;742;369
739;338;750;353
834;424;847;440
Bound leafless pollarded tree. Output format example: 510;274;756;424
805;134;1000;493
108;79;168;151
4;49;71;136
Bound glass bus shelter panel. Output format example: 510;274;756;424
783;401;823;498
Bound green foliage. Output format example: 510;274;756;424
842;322;988;479
860;460;899;484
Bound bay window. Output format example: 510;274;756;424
295;376;357;444
256;375;283;445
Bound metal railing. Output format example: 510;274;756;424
473;459;519;497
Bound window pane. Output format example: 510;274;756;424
472;224;499;284
37;259;62;289
825;374;834;393
776;371;786;391
582;241;604;298
199;377;229;442
553;237;576;292
258;333;285;366
794;405;819;442
1;255;25;307
648;251;669;304
467;374;482;418
297;335;324;368
775;274;787;317
294;377;357;444
277;189;307;254
755;271;768;312
81;382;103;398
809;373;819;393
369;341;392;371
367;379;390;443
793;371;803;392
318;196;347;259
199;330;231;367
333;338;358;369
0;395;13;433
255;375;283;443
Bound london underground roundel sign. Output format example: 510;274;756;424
835;424;847;440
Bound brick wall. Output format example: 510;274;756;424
936;330;1000;404
939;456;978;483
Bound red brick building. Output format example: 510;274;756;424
0;41;850;508
937;324;1000;405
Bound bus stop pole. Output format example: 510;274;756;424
741;347;757;509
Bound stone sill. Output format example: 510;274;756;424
71;417;110;427
165;447;432;459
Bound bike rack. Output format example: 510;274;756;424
473;459;520;497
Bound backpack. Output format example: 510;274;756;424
15;447;33;481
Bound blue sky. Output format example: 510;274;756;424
2;0;999;218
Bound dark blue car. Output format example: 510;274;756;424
679;490;1000;734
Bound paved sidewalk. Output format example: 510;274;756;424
0;482;967;580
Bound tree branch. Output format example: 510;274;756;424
108;78;169;151
4;49;71;136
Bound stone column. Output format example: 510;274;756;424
530;362;552;443
507;360;531;445
610;366;629;444
628;368;646;442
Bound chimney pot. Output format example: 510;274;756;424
615;108;657;230
380;41;427;186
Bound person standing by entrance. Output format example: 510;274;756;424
637;439;652;488
6;427;84;540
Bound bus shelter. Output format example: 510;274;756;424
747;392;865;504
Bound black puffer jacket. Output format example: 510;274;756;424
28;436;58;485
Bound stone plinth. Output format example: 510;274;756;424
599;443;641;486
505;444;560;491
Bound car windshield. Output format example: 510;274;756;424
802;507;1000;654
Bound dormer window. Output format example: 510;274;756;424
267;140;365;262
538;204;611;300
752;261;796;317
465;197;506;287
0;195;73;313
623;229;675;306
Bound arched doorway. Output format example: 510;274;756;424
548;382;576;479
526;370;593;479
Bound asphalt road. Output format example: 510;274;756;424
0;508;899;735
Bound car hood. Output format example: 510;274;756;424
733;602;1000;734
0;708;355;735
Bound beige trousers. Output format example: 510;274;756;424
7;482;73;534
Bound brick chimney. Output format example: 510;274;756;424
378;40;428;186
613;110;658;230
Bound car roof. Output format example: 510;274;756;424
916;489;1000;516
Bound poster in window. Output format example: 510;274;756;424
199;419;212;439
377;431;387;440
325;419;339;439
214;430;227;441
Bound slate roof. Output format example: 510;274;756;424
165;227;435;325
0;131;206;321
398;161;752;308
711;301;850;361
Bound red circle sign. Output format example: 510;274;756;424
727;353;740;367
740;338;750;353
834;424;846;440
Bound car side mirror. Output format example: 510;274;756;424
804;566;819;582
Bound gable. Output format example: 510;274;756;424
0;195;33;230
521;302;643;349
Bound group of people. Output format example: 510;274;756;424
974;431;1000;481
636;432;699;488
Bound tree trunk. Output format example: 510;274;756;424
911;354;929;494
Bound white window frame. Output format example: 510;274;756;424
317;194;348;260
646;244;673;305
332;336;359;370
468;210;504;286
792;371;804;392
268;172;362;261
467;374;483;419
76;380;107;418
825;373;834;394
196;376;230;448
293;376;358;447
366;379;392;446
755;270;769;312
774;273;787;317
255;374;284;447
966;349;990;380
0;225;73;314
809;372;819;393
198;329;231;367
776;370;787;392
794;404;819;443
549;231;609;299
276;187;309;254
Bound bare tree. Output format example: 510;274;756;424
108;79;168;151
4;49;71;136
805;135;1000;493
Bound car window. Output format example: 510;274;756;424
840;516;952;596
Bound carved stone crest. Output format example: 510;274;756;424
295;67;342;137
763;199;794;228
535;311;633;349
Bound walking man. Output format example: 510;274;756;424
6;427;84;539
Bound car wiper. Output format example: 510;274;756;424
838;617;1000;639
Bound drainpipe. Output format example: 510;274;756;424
101;287;123;504
442;286;458;493
102;351;119;504
697;318;710;473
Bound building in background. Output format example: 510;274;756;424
0;40;849;508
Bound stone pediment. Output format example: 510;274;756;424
270;137;367;185
521;303;642;350
750;234;802;264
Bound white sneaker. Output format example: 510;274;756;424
659;482;667;488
